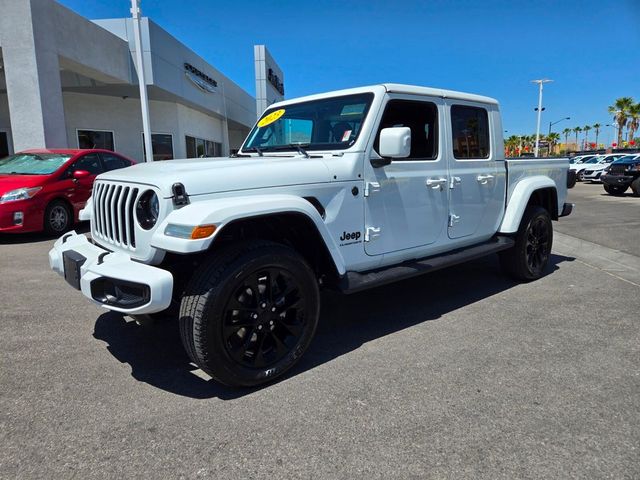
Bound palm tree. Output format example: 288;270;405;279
505;135;519;156
593;123;601;148
562;127;571;150
573;127;582;150
583;125;592;149
608;97;633;145
547;132;560;156
627;103;640;144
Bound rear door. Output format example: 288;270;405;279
364;95;448;255
445;102;506;240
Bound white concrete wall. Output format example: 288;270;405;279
62;92;228;162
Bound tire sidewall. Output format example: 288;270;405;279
197;247;320;387
516;206;553;280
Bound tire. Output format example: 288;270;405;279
179;241;320;387
499;205;553;282
566;170;577;189
603;184;627;196
631;178;640;196
577;170;585;182
44;200;72;235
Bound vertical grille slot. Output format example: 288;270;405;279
129;188;138;248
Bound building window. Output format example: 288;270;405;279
142;133;174;161
0;132;9;158
450;105;490;159
186;135;222;158
77;130;115;150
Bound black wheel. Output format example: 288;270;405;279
577;170;585;182
603;184;627;196
179;241;320;387
631;178;640;196
566;170;577;189
500;206;553;281
44;200;72;235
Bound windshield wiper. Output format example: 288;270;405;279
289;143;310;158
243;147;264;157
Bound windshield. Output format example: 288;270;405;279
614;155;639;163
0;153;72;175
585;157;601;164
243;93;375;153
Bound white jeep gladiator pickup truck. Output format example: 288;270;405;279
49;84;573;387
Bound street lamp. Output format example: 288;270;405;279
531;79;553;157
548;117;570;136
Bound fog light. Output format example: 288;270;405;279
13;212;24;225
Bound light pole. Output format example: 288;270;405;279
548;117;570;136
131;0;154;163
531;79;553;157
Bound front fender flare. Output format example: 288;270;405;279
499;176;557;234
151;194;346;275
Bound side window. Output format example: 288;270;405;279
374;99;438;160
101;153;128;171
69;153;104;176
451;105;490;159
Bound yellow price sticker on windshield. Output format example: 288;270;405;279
257;109;285;128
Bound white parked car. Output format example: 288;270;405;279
581;154;627;182
49;84;572;387
570;155;599;180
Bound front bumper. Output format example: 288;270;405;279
601;174;634;187
49;231;173;314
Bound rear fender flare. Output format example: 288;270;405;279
499;176;557;234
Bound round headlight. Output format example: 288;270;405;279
136;190;159;230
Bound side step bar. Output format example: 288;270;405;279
338;236;515;294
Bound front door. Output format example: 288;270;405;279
446;102;506;240
63;153;105;211
364;96;448;256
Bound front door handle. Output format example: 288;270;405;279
477;174;494;184
426;178;447;189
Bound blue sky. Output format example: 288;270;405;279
60;0;639;143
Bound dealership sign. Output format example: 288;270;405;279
267;68;285;95
184;63;217;93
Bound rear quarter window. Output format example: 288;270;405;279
451;105;490;159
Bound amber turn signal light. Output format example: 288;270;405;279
190;224;216;239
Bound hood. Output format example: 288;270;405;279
586;163;608;171
96;156;334;197
0;174;49;195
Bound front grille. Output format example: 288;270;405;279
92;181;139;249
609;165;627;175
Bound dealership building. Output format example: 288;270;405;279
0;0;285;161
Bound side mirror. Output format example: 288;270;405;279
379;127;411;159
72;170;90;180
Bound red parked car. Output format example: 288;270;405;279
0;149;135;235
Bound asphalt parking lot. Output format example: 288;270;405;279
1;182;638;479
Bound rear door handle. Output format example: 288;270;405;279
426;178;447;189
476;174;494;184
